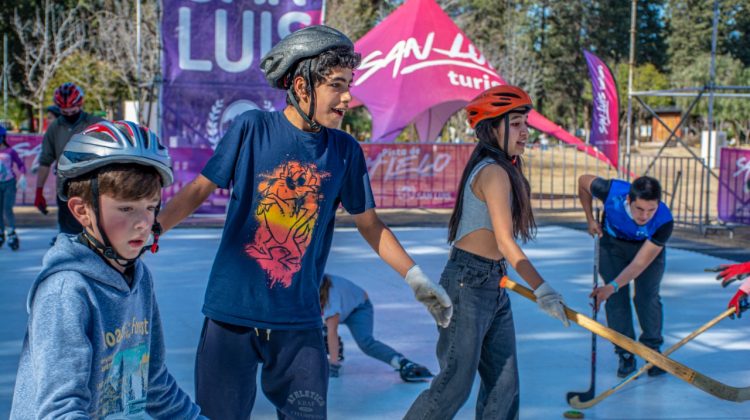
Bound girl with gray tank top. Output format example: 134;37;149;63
405;86;570;420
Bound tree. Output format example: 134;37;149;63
671;53;750;142
11;0;85;132
92;0;160;122
539;1;587;131
45;52;122;114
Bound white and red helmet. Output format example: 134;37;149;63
53;82;84;109
57;120;173;201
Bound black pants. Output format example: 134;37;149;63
195;318;329;420
599;234;665;355
56;195;82;234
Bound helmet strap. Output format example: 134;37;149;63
286;61;321;132
503;117;510;158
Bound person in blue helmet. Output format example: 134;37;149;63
0;125;27;250
578;174;674;378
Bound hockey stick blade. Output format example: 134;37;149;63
501;277;750;402
568;307;735;409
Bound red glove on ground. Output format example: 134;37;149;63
34;187;48;215
728;289;748;319
715;262;750;288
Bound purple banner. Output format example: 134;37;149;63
718;147;750;224
161;0;323;148
584;50;619;170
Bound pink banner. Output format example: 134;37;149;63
584;50;620;170
363;143;472;208
718;147;750;224
6;134;229;214
6;134;52;206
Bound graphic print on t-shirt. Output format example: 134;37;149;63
246;160;329;288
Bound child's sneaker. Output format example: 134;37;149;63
399;359;434;382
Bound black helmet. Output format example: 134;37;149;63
260;25;355;132
260;25;354;90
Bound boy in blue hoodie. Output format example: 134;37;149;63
11;121;205;419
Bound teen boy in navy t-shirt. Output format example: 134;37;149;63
578;174;673;379
158;25;452;420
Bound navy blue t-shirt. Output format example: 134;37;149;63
200;110;375;330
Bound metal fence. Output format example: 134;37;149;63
524;143;716;228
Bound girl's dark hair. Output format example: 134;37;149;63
319;274;332;311
447;114;536;243
286;46;362;104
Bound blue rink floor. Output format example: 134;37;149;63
1;226;749;419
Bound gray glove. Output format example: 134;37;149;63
405;265;453;328
533;282;570;327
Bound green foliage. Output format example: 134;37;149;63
44;52;125;115
670;53;750;121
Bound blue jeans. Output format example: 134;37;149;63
0;179;16;231
195;318;328;420
599;234;665;354
343;300;402;366
405;247;519;420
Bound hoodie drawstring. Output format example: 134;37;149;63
253;327;272;341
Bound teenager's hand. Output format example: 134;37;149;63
329;362;341;378
587;219;603;237
405;265;453;328
590;283;616;310
728;289;749;320
533;282;569;327
34;187;48;215
710;262;750;288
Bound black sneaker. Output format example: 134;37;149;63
399;358;434;382
617;353;636;378
648;365;666;377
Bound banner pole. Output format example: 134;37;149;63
624;0;637;180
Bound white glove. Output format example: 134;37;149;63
533;282;570;327
405;265;453;328
17;175;27;190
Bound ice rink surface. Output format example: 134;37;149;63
1;226;749;419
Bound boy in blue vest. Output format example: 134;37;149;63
157;25;452;419
578;174;673;378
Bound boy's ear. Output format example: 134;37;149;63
67;197;94;228
293;75;310;103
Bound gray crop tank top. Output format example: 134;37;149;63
455;157;502;242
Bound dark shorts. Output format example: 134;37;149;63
195;318;329;420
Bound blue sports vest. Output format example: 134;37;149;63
603;180;673;242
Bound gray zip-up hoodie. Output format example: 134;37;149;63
10;234;204;419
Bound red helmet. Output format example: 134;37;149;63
466;85;532;128
53;82;84;109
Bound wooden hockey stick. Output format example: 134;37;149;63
501;277;750;402
569;307;735;409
